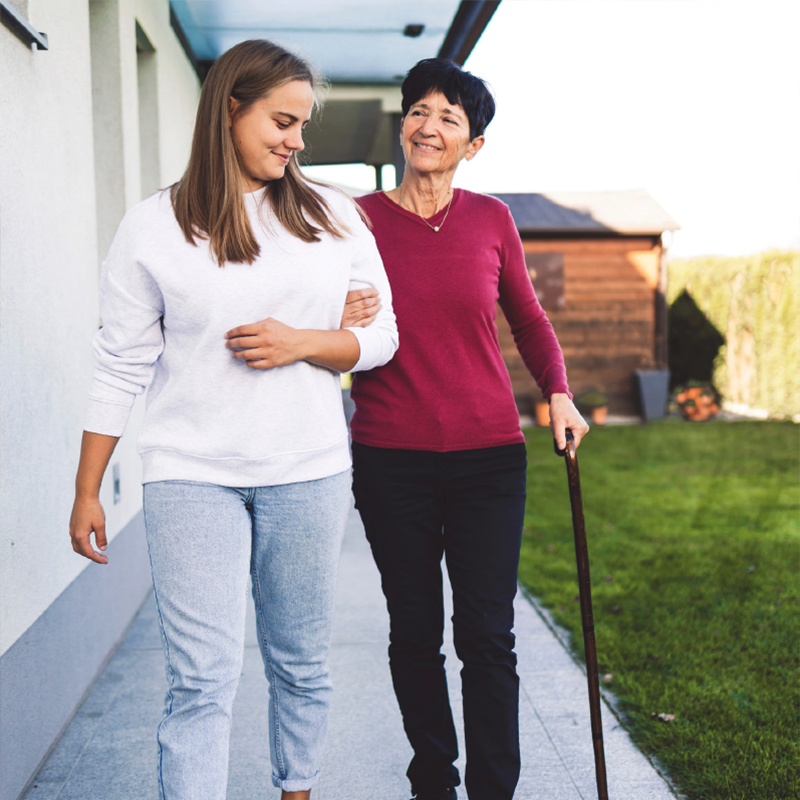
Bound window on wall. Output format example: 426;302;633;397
136;21;160;200
524;252;565;311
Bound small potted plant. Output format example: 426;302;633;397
674;381;720;422
576;388;610;426
531;388;551;427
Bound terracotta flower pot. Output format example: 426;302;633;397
674;386;720;421
534;401;550;427
591;406;608;426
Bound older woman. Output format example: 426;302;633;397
343;59;588;800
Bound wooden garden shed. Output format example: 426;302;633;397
492;189;680;416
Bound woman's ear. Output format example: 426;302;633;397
465;135;485;161
228;97;239;128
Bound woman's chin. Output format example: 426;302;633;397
407;158;449;176
246;163;288;184
408;163;435;176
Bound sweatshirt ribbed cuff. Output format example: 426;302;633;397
346;326;380;372
543;385;573;402
84;399;133;438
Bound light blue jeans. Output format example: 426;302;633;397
142;471;351;799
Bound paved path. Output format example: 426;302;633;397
23;504;677;800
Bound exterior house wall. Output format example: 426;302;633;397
0;2;199;797
1;0;102;661
497;237;662;416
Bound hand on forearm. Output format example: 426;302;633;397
225;318;307;368
341;288;381;328
226;319;360;372
70;431;119;564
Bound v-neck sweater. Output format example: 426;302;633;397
84;185;398;486
350;189;570;452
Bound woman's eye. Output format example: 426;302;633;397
276;121;289;129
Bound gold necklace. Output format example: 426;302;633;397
399;187;454;233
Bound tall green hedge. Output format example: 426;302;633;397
667;250;799;418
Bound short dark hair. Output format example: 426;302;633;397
401;58;495;140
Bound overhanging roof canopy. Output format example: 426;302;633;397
169;1;500;166
173;0;470;84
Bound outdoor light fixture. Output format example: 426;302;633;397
403;24;424;38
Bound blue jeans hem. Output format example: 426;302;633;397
272;770;320;791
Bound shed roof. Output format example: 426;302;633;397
491;189;680;235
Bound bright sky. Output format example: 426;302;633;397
303;0;800;260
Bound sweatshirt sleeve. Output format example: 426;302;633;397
84;210;165;437
497;209;572;400
341;206;399;372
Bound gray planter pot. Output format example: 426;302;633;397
635;369;670;422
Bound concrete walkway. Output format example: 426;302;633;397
22;504;677;800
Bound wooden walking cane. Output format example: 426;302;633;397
555;428;609;800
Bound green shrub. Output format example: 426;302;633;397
667;250;799;418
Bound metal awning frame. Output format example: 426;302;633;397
0;0;48;50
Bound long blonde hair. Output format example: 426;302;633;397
171;39;347;266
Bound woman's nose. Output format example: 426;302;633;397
288;130;305;152
419;117;437;135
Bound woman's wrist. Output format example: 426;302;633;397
301;329;359;372
75;483;101;501
291;328;312;363
298;329;332;364
74;432;119;501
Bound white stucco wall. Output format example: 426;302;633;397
0;0;199;657
1;0;101;658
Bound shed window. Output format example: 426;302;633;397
525;252;564;310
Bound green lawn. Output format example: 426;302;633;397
519;420;799;800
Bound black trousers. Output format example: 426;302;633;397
352;441;527;800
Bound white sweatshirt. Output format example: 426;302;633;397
84;185;398;487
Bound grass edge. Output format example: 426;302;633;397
516;581;686;799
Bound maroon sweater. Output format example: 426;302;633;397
350;189;570;452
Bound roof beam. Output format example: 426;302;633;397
438;0;500;65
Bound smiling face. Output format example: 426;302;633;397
229;80;314;190
401;91;484;180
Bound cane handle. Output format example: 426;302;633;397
553;428;575;458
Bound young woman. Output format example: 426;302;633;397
68;40;397;800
